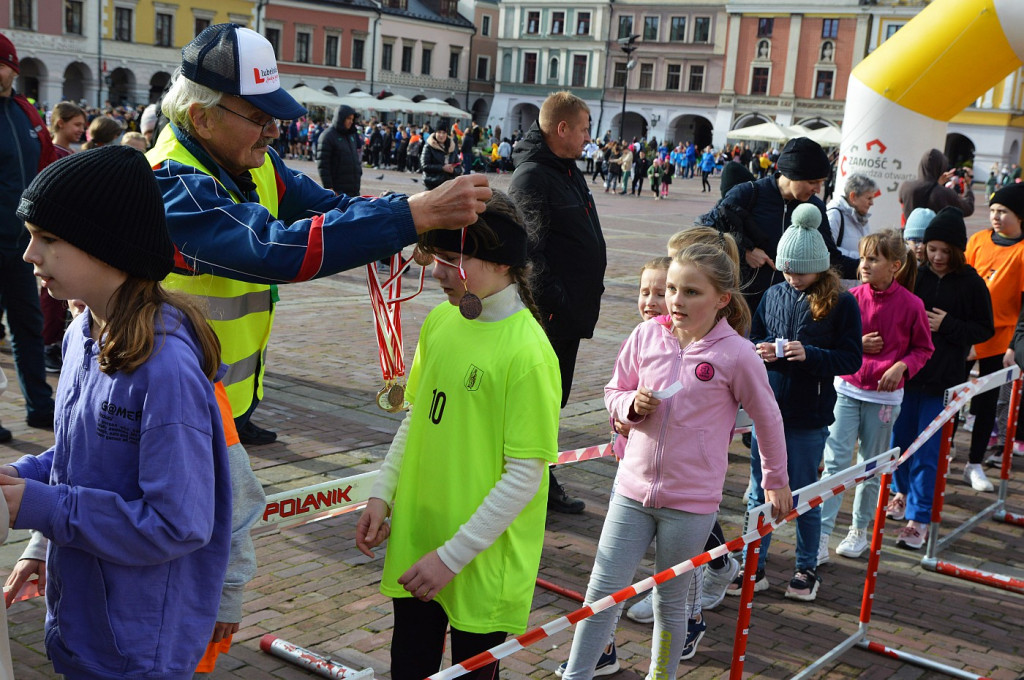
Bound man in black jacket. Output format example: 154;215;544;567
317;104;363;196
510;91;606;514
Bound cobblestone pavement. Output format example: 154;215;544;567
2;164;1022;679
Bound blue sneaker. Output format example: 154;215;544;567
679;616;707;661
556;644;619;677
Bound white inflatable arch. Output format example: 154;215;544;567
836;0;1024;226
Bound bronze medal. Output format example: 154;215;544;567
459;292;483;320
412;246;433;267
387;383;405;409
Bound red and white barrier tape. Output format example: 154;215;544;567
428;371;1008;680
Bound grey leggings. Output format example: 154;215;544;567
562;494;716;680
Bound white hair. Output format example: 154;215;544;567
160;72;224;136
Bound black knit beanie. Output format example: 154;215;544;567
923;206;967;250
17;146;175;281
720;161;755;198
990;183;1024;220
777;137;830;181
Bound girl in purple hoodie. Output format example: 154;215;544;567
560;243;791;680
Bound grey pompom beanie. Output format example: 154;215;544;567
777;203;830;274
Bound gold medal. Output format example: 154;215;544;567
377;384;393;411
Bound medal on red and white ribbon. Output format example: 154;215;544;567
366;251;426;412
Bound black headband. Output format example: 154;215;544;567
426;211;527;267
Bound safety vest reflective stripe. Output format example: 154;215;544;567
148;127;280;419
221;346;265;389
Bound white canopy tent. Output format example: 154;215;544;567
288;85;342;108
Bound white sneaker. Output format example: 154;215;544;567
817;533;830;566
836;527;869;558
701;556;740;610
626;591;654;623
963;463;994;492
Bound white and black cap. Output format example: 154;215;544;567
181;23;306;120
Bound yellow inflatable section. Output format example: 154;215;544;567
837;0;1024;225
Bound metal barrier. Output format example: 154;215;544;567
921;368;1024;594
797;366;1020;680
423;368;1021;680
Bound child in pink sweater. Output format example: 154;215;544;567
560;243;791;680
819;229;933;561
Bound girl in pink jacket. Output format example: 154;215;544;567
819;229;933;561
560;243;791;680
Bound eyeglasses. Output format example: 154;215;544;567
216;104;277;135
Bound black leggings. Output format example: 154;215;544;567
701;170;711;192
969;354;1005;464
391;598;508;680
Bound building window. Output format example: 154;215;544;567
382;43;393;71
476;55;489;80
527;11;539;34
194;17;210;36
643;16;658;41
13;0;32;30
325;34;339;67
523;53;537;84
885;23;904;41
439;0;456;17
352;38;365;69
638;62;653;89
613;62;627;88
688;64;705;92
822;18;839;39
571;54;587;87
693;17;710;43
65;0;83;35
401;45;413;73
669;17;685;41
421;46;432;75
296;32;311;63
115;7;132;42
815;70;833;98
548;57;558;81
618;15;633;40
751;66;769;94
666;64;681;90
481;15;490;36
757;18;773;38
265;28;280;58
551;11;564;35
155;13;173;47
448;51;460;78
756;40;770;59
820;40;834;62
576;12;591;36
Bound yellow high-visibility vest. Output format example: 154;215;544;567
148;129;278;419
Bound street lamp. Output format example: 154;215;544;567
618;34;639;142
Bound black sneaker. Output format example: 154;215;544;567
26;410;54;430
237;421;277;446
548;478;585;514
44;344;62;373
0;423;11;443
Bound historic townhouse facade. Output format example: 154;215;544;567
489;0;610;137
459;0;497;123
4;0;254;107
716;1;865;149
370;0;474;107
604;0;727;148
261;0;374;95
